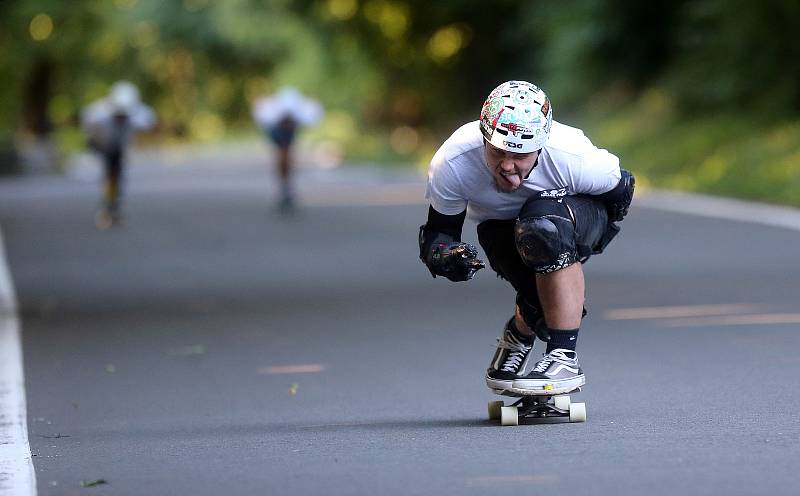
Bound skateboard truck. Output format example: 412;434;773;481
488;388;586;426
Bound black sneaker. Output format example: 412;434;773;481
511;349;585;395
485;318;534;391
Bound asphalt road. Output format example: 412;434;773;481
1;148;799;495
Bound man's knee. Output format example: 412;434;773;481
514;199;577;273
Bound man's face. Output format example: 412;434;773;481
483;141;539;192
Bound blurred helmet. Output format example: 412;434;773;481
479;80;552;153
275;86;302;105
108;81;140;113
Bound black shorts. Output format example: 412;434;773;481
268;118;298;148
476;194;609;309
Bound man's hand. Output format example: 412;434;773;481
428;242;485;282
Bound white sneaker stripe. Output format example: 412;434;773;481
546;364;580;377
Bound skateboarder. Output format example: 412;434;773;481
81;81;155;228
419;80;634;395
252;87;323;211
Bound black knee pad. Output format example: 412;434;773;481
514;200;577;273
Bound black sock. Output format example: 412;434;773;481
508;317;534;345
545;328;579;353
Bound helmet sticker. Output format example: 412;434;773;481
479;80;552;152
487;97;504;115
501;122;521;136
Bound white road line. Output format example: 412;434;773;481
663;313;800;327
302;184;425;207
0;228;36;496
257;364;327;374
604;304;764;320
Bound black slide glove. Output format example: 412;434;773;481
428;241;486;282
419;224;485;282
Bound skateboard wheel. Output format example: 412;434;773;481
553;395;571;411
500;406;519;426
488;401;504;420
569;402;587;423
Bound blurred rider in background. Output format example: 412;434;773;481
81;81;155;228
252;86;323;212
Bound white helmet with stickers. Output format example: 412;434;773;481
479;80;552;153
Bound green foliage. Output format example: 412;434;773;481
580;91;800;206
531;0;800;115
1;0;800;204
665;0;800;113
522;0;800;205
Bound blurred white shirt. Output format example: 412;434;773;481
81;98;156;152
252;87;323;129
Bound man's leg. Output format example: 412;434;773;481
268;123;297;211
277;146;290;186
476;219;540;390
535;262;584;354
476;219;542;337
96;149;123;228
276;145;294;210
510;195;608;393
536;262;584;330
105;172;120;211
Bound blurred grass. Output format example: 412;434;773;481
581;89;800;207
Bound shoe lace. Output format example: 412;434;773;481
532;349;574;373
496;336;531;372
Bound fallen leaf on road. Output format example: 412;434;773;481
289;383;299;396
80;479;108;487
105;364;116;373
